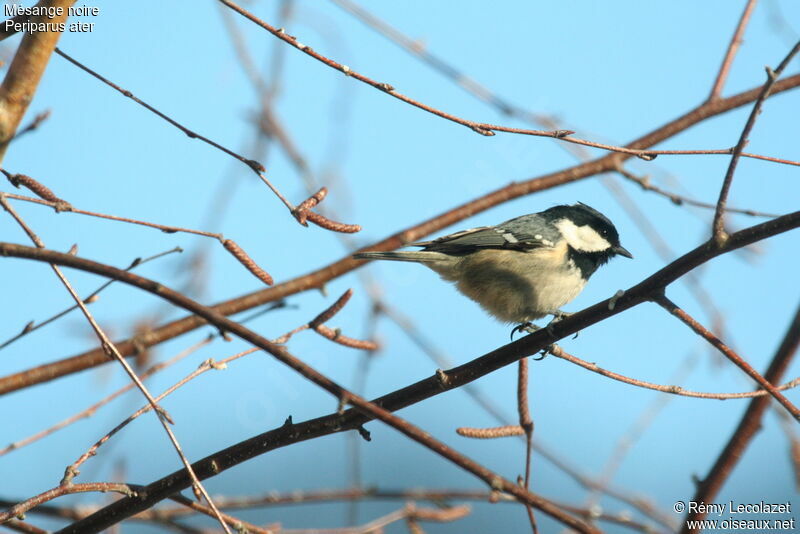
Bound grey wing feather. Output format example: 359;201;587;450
411;214;558;254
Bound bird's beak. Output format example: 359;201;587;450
613;245;633;259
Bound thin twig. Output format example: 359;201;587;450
654;293;800;421
221;0;799;167
272;289;378;350
0;483;136;523
0;196;233;534
2;191;219;236
3;73;800;394
548;344;800;400
708;0;759;101
67;348;258;478
7;209;800;531
517;357;537;533
167;494;275;534
2;244;601;534
0;246;182;351
54;47;362;234
712;39;800;244
681;302;800;530
52;48;294;210
0;336;212;456
616;166;779;218
4;191;278;285
375;301;673;528
10;109;51;141
329;0;548;120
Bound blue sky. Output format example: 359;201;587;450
1;1;799;532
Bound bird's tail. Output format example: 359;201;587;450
353;250;446;263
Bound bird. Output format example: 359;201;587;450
353;203;632;332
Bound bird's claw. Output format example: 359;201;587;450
546;311;580;339
510;322;557;359
545;311;571;336
510;322;540;341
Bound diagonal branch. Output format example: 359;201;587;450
0;195;234;534
2;73;799;395
1;209;798;532
654;294;800;421
548;344;800;400
681;301;800;530
708;0;759;101
219;0;796;167
0;253;599;533
53;48;360;234
711;39;800;244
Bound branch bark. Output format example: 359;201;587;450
1;208;797;532
1;74;799;395
0;0;75;162
681;302;800;530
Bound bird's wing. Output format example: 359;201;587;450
411;214;559;254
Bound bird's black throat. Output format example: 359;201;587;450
567;246;613;280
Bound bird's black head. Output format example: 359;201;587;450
544;202;632;277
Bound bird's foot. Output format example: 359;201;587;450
510;322;540;341
546;310;580;339
545;311;572;336
510;322;555;360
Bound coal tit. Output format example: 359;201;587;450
354;203;632;327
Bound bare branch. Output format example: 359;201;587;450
654;294;800;421
0;196;233;534
0;242;603;534
53;48;297;219
9;109;50;141
681;302;800;529
616;166;779;218
712;39;800;244
0;483;136;523
375;301;673;528
0;0;73;162
219;0;797;167
0;335;210;455
2;209;799;532
3;74;799;394
0;247;182;351
548;344;800;400
517;357;538;533
708;0;759;101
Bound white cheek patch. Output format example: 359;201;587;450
555;218;611;252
